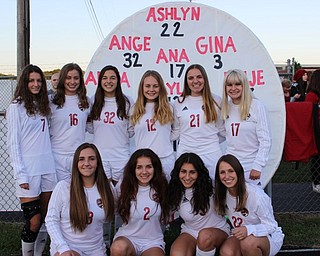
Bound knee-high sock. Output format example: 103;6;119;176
196;246;216;256
21;240;34;256
34;223;48;256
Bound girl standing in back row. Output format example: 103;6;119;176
131;70;176;180
49;63;91;182
7;64;56;256
221;69;271;186
173;64;225;179
90;65;134;185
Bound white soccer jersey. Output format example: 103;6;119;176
179;188;229;238
225;183;283;238
173;95;225;156
133;102;174;158
49;95;90;155
45;180;106;255
225;99;271;175
113;185;164;244
6;102;55;185
91;96;134;161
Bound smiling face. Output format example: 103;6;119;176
77;147;97;184
226;82;243;105
27;72;42;95
135;156;154;186
218;161;238;194
101;69;118;97
64;69;80;96
143;75;160;102
179;163;198;188
186;68;204;96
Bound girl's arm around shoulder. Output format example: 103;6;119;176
126;95;135;138
170;101;180;141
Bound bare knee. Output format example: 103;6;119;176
29;213;41;232
110;238;134;256
197;229;214;250
240;237;259;255
219;237;241;256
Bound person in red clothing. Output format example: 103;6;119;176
282;79;300;102
292;69;308;101
305;69;320;193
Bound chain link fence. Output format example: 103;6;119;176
0;77;320;255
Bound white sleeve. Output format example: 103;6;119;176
6;104;28;185
245;193;277;237
45;182;70;254
171;100;180;141
252;101;272;172
127;98;135;138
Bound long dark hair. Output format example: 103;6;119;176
117;148;169;224
307;69;320;98
13;64;50;116
214;154;247;216
167;152;213;215
52;63;89;109
69;143;114;232
90;65;130;120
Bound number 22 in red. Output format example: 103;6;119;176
231;123;240;136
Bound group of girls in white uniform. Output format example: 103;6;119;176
7;63;283;256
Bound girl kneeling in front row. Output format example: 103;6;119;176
215;154;284;256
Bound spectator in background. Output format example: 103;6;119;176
282;79;300;102
305;69;320;193
292;69;308;101
6;64;56;256
48;72;59;95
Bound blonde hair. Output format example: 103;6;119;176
221;69;253;120
131;70;173;125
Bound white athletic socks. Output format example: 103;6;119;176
196;246;217;256
34;223;48;256
21;240;34;256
